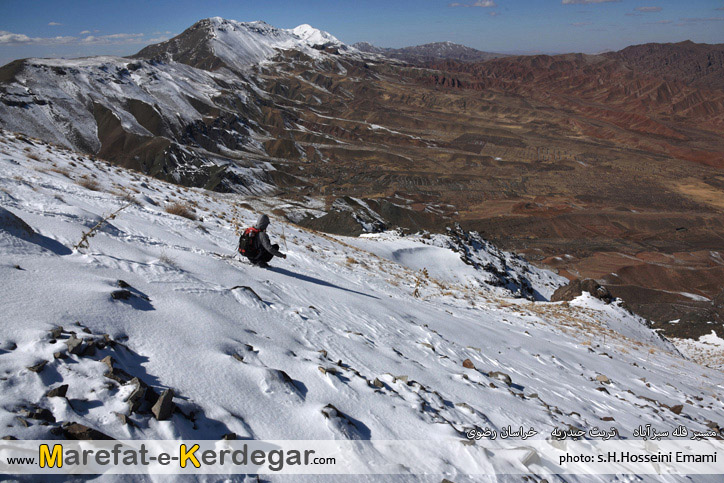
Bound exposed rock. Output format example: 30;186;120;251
601;416;615;422
151;389;175;421
27;360;48;373
222;432;237;440
45;385;68;398
232;353;244;362
595;374;611;384
21;408;55;423
111;289;132;300
372;378;384;388
489;371;512;386
62;422;113;440
126;378;147;413
2;436;18;440
462;359;475;369
114;412;136;427
49;326;63;339
53;351;67;360
101;355;114;369
104;367;133;384
551;279;613;304
669;404;684;415
82;340;97;356
66;334;84;355
117;280;131;288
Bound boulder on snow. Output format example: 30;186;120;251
551;279;613;304
27;360;48;373
46;384;69;398
595;374;611;384
65;334;84;355
488;371;513;386
462;359;475;369
151;389;175;420
62;422;113;440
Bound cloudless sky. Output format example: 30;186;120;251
1;0;723;65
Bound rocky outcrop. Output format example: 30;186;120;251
551;279;613;304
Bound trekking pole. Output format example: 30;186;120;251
282;223;288;252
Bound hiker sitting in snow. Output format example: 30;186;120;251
238;214;286;268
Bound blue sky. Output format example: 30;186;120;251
1;0;723;65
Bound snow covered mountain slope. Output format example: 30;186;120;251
134;17;347;74
1;130;723;480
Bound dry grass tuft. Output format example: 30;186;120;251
165;202;196;220
77;176;100;191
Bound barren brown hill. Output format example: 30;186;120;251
603;40;724;90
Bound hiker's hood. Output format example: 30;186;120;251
254;214;270;231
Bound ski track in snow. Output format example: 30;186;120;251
0;131;723;482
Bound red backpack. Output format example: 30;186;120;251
237;227;260;257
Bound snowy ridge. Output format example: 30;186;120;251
195;17;345;72
1;131;723;481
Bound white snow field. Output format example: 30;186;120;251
1;129;723;482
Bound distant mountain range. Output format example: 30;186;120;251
353;40;504;63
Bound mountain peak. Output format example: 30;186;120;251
133;17;345;73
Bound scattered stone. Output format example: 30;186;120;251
318;349;328;358
596;387;610;394
82;340;97;356
318;366;336;375
394;375;409;383
46;385;68;398
101;355;114;369
82;327;92;334
321;404;340;420
105;367;133;384
442;479;456;483
372;378;384;388
53;351;67;360
117;280;131;288
114;413;136;427
27;361;48;373
462;359;475;369
15;417;29;428
601;416;615;422
595;374;611;384
66;334;83;355
63;423;113;440
13;265;23;270
126;378;147;413
2;436;17;440
151;389;175;421
669;404;684;415
49;326;63;339
222;433;237;440
111;289;132;300
22;408;55;423
232;353;244;362
489;371;513;386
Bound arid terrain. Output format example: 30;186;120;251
1;20;722;339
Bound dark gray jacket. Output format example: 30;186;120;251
254;214;283;257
